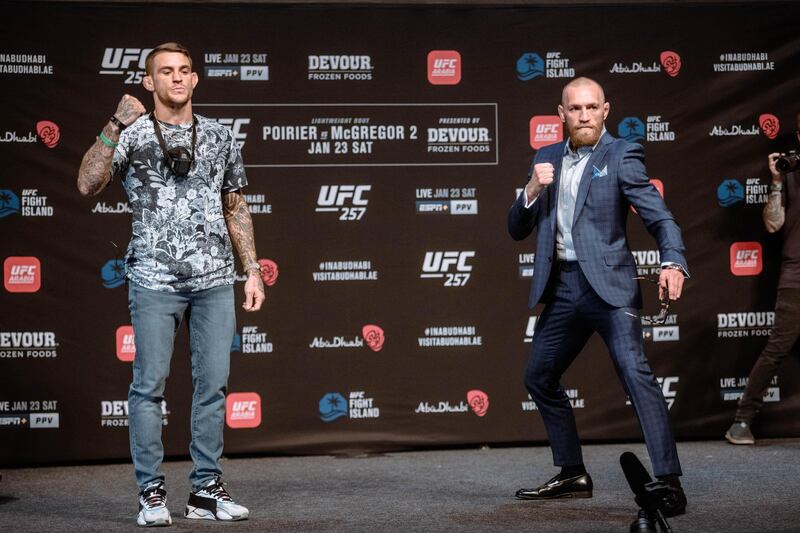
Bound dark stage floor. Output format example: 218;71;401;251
2;440;799;532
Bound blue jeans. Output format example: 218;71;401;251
127;281;235;491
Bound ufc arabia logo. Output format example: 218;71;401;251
214;118;250;149
226;392;261;429
100;48;153;85
427;50;461;85
730;242;762;276
315;185;370;221
420;251;474;286
4;256;41;293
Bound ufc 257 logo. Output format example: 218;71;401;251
315;185;370;221
100;48;153;85
420;251;474;286
213;118;250;149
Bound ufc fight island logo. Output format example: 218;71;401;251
99;47;152;85
315;185;370;221
420;251;474;287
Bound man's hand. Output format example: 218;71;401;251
525;163;555;203
767;152;783;182
77;95;145;197
242;272;265;312
114;94;146;127
659;267;685;301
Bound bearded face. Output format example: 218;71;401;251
558;82;609;148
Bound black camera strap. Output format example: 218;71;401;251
149;112;197;172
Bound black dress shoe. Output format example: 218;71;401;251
515;473;593;500
635;481;687;517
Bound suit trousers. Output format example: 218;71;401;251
525;261;682;476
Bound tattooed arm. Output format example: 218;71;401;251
223;190;266;312
763;153;786;233
77;95;145;196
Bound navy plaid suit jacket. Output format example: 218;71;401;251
508;132;688;309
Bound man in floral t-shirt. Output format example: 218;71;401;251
78;42;263;527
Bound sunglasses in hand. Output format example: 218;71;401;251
633;275;672;326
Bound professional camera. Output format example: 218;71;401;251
776;150;800;173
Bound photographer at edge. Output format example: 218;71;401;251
726;112;800;445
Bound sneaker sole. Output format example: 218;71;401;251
185;505;248;521
137;514;172;527
725;432;755;445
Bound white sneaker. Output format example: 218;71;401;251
137;482;172;527
184;477;249;521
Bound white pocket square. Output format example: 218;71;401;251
592;165;608;179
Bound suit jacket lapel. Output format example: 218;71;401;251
572;133;612;226
548;142;566;235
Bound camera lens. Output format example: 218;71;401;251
776;152;800;173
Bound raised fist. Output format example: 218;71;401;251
525;162;555;201
114;94;146;127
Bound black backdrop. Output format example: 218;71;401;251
2;1;799;466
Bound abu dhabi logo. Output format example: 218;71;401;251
618;117;645;143
319;392;348;422
0;190;20;218
717;179;745;207
516;52;545;81
36;121;60;148
101;259;125;289
362;324;385;352
759;113;780;140
467;389;489;417
660;51;682;77
258;259;279;286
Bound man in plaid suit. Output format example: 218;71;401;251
508;77;688;516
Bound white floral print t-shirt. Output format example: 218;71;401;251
112;114;247;292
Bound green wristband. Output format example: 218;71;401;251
98;131;118;148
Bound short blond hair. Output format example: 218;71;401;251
145;42;192;76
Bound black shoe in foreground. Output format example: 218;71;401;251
515;473;593;500
636;480;687;517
